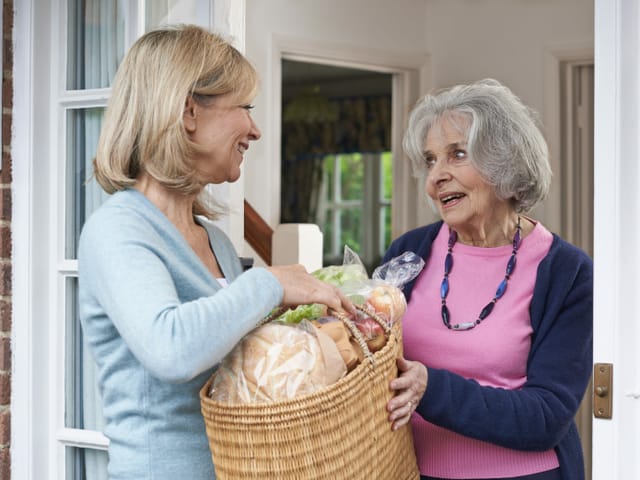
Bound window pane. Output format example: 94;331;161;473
381;151;393;200
339;154;363;201
145;0;211;30
321;211;335;260
66;446;108;480
67;0;125;90
66;108;109;260
380;205;392;253
323;155;335;201
65;277;104;432
340;207;362;254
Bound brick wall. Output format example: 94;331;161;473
0;0;12;478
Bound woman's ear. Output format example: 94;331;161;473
183;96;197;133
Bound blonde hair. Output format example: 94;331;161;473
94;24;259;217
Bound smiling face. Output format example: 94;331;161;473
423;113;513;240
184;93;261;185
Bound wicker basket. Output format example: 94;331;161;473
199;315;419;480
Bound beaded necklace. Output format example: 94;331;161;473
440;216;522;331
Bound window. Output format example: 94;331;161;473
318;152;392;272
55;2;213;478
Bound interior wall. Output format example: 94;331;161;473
425;0;593;102
243;0;594;253
243;0;429;261
424;0;594;232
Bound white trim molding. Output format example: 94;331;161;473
12;0;35;477
210;0;247;250
542;44;594;236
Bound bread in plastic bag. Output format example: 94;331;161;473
209;321;346;404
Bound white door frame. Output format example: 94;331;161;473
11;1;247;478
542;45;594;236
12;0;43;476
210;0;247;249
593;0;640;477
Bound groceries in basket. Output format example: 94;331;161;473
208;320;347;404
314;248;424;352
208;249;424;404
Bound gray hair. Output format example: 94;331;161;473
403;78;552;213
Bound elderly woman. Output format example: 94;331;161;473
384;79;592;480
78;25;352;480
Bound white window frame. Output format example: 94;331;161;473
320;152;391;266
12;1;245;478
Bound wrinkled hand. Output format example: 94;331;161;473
387;356;428;431
267;264;356;315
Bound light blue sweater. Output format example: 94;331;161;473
78;189;284;479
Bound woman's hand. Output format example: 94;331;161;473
387;356;428;431
267;264;356;315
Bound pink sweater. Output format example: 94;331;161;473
404;222;558;478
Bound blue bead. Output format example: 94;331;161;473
444;253;453;274
479;301;495;320
495;278;508;298
513;229;522;250
441;304;450;326
440;277;449;298
448;231;457;248
506;254;517;275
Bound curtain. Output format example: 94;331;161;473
281;94;391;223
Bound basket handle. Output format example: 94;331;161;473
329;304;391;368
259;304;393;367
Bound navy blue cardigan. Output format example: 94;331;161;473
383;221;593;480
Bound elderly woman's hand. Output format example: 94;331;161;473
387;356;428;431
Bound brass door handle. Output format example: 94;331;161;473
595;385;608;397
593;363;613;419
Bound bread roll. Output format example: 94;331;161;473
312;319;361;371
209;322;346;404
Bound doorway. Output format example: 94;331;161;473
560;60;594;479
280;59;393;273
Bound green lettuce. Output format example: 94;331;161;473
273;303;326;324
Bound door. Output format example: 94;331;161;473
280;59;394;272
11;1;246;478
592;0;640;477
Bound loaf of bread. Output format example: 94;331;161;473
209;322;346;404
312;318;361;371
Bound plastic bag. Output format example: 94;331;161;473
372;251;425;289
310;248;425;353
313;248;424;326
310;246;369;288
209;320;346;404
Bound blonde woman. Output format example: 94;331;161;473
79;25;352;480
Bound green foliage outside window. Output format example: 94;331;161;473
320;152;392;270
